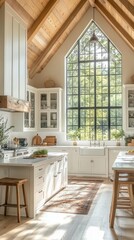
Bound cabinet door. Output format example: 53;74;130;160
3;3;27;100
68;148;79;174
44;162;55;201
24;86;37;130
79;156;106;176
38;88;62;131
123;85;134;131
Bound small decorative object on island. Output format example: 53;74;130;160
67;128;81;146
31;149;48;158
111;129;125;146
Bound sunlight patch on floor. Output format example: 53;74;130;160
83;226;104;240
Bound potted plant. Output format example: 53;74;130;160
111;129;125;146
67;128;81;146
0;116;14;148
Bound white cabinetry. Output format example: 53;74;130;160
123;84;134;131
24;86;37;131
67;148;79;175
12;85;37;132
38;88;62;131
34;154;68;214
0;154;67;218
79;156;107;177
0;2;27;100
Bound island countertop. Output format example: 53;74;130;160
0;152;68;167
112;151;134;170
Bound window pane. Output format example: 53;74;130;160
66;22;122;140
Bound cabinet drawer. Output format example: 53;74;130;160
35;165;45;176
35;190;44;210
35;175;44;190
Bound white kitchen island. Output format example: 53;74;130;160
0;152;68;218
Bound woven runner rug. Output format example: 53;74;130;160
41;178;103;215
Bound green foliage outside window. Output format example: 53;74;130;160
66;22;122;141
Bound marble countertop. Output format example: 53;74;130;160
112;151;134;170
0;152;67;167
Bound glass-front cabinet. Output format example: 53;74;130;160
38;88;62;131
123;84;134;131
24;85;37;130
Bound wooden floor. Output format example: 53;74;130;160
0;179;134;240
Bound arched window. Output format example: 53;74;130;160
66;22;122;141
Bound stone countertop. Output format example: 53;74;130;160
0;152;67;167
112;151;134;170
28;145;134;149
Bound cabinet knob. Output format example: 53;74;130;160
91;160;94;163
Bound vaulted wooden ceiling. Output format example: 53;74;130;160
1;0;134;79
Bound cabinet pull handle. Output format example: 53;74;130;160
38;176;43;179
38;190;43;193
50;162;54;165
54;175;57;177
39;168;43;171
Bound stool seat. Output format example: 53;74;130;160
0;177;28;185
0;177;29;222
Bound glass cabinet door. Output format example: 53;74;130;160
40;94;47;109
128;90;134;108
50;112;57;128
24;91;30;128
38;88;62;131
24;89;36;129
50;93;57;109
30;92;35;128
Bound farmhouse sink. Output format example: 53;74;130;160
79;146;105;156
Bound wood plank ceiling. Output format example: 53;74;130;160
1;0;134;79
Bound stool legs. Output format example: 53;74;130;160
16;184;21;223
128;184;134;214
4;185;9;216
109;172;119;228
22;184;29;218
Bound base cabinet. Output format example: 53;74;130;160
79;156;107;177
0;154;68;218
34;155;68;214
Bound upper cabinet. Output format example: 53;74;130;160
24;86;37;131
123;84;134;131
13;85;37;132
38;88;62;131
0;2;27;100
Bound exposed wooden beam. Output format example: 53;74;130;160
29;0;88;79
0;0;5;7
119;0;134;16
27;0;59;43
107;0;134;29
95;0;134;50
6;0;33;26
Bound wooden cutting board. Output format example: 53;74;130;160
32;134;42;146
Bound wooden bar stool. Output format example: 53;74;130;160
109;171;134;228
0;177;29;222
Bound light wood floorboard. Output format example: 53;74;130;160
0;180;134;240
